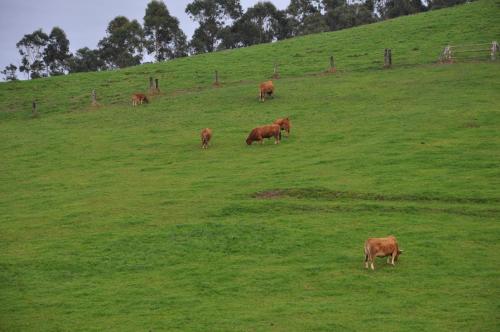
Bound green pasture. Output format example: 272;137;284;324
1;1;499;331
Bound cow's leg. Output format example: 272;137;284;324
391;252;397;265
365;254;369;269
371;260;375;270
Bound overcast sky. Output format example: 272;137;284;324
0;0;289;78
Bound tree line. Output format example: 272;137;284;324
2;0;470;81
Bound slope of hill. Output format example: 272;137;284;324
0;1;499;331
0;0;499;117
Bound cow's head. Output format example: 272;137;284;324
395;249;403;261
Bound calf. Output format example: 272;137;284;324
259;80;274;102
364;236;403;270
201;128;212;149
132;93;149;106
246;124;281;145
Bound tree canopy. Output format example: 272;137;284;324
144;1;188;61
3;0;471;80
98;16;145;69
186;0;243;54
44;27;71;76
16;29;49;79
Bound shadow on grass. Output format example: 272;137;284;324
253;188;500;205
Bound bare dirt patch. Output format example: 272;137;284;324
253;190;285;199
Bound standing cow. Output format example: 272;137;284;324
246;124;281;145
259;80;274;102
364;236;403;270
273;117;291;137
132;93;149;106
201;128;212;149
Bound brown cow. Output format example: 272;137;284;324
201;128;212;149
132;93;149;106
364;236;403;270
273;117;291;137
246;124;281;145
259;80;274;102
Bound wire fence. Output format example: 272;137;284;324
440;41;499;63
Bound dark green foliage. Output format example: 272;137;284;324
322;0;348;11
325;2;376;31
186;0;243;54
229;2;284;46
67;47;106;73
429;0;470;9
376;0;427;19
143;0;188;61
296;12;329;35
98;16;144;68
16;29;49;79
1;64;18;81
287;0;326;35
43;27;71;76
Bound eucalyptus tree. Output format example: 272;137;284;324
98;16;144;69
144;1;188;61
186;0;242;54
16;29;49;79
229;2;290;47
375;0;426;19
68;47;106;73
43;27;71;76
287;0;327;35
1;64;18;81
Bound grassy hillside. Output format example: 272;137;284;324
1;1;499;331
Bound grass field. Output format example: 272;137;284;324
1;1;500;331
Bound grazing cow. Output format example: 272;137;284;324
246;124;281;145
201;128;212;149
259;80;274;102
132;93;149;106
364;236;403;270
273;117;291;137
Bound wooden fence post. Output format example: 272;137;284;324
149;76;154;90
91;89;97;106
214;70;220;86
329;55;336;73
491;41;499;61
32;100;37;117
384;48;392;68
273;63;280;79
155;78;159;92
